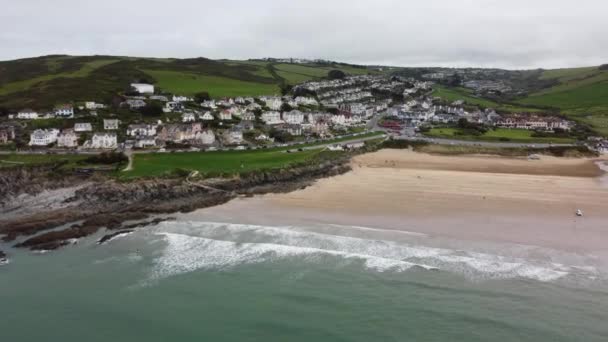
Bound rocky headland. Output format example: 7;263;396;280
0;158;352;252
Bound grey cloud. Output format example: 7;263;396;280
1;0;607;69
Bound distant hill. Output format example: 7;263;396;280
0;55;377;110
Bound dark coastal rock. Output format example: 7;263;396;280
2;157;353;252
0;164;88;206
0;250;7;263
97;230;134;245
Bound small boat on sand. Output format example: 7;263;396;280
576;209;583;217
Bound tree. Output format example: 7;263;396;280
599;64;608;71
280;102;293;112
194;91;211;103
140;103;163;117
269;128;294;143
328;69;346;80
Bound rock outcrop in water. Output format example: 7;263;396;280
0;158;352;252
0;250;7;265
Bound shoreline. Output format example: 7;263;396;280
183;150;608;255
1;148;607;257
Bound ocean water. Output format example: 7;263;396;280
1;220;608;341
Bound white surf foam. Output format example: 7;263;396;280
147;221;599;283
150;232;436;281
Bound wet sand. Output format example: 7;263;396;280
188;150;608;254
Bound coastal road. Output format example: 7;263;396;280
405;136;576;148
294;133;388;152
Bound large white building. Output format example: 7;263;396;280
196;129;216;145
131;83;155;94
29;129;59;146
261;111;282;125
263;97;283;111
91;132;117;149
283;110;305;124
127;124;157;137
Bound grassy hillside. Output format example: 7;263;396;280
432;86;543;113
0;55;377;110
142;69;280;97
516;66;608;135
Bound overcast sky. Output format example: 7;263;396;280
2;0;607;69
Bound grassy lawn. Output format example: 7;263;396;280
0;153;88;169
124;149;324;178
425;128;576;144
0;59;120;96
124;131;384;178
142;69;280;98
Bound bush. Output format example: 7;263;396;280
328;70;346;80
83;152;128;165
194;92;211;103
139;103;163;117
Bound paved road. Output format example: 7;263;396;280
404;135;576;148
295;134;388;152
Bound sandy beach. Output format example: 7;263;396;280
188;149;608;254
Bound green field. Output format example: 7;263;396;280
431;86;541;113
425;128;576;144
142;69;280;98
125;132;384;178
0;153;88;168
125;149;323;178
0;59;119;96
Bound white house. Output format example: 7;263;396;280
29;129;59;146
17;109;39;120
295;97;318;106
125;99;146;109
241;112;256;121
222;128;244;145
182;112;196;122
104;119;120;130
264;97;283;110
131;83;155;94
133;136;157;148
201;100;217;109
261;111;282;125
57;130;79;148
74;123;93;132
219;110;233;121
127;124;157;137
54;105;74;118
284;124;303;136
91;132;118;149
200;112;214;121
283;110;305;124
85;102;106;110
195;129;216;145
172;95;193;102
164;101;184;113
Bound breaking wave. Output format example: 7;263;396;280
147;221;601;283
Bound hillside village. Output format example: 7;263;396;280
0;71;605;154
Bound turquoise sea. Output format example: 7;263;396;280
1;220;608;341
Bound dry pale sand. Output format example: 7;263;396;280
193;150;608;253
